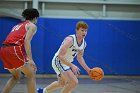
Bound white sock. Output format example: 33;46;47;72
43;88;48;93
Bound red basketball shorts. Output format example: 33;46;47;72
0;46;27;69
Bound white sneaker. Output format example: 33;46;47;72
43;88;48;93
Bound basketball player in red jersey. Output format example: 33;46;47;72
0;8;39;93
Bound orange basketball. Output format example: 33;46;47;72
89;67;104;81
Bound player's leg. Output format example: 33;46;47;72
19;63;36;93
37;70;78;93
44;75;65;93
1;69;21;93
37;75;65;93
60;70;78;93
37;56;67;93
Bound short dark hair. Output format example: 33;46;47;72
22;8;39;20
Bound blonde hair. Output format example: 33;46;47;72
76;21;88;30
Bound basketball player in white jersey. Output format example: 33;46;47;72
37;21;91;93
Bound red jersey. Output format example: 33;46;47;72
3;21;30;46
1;21;31;69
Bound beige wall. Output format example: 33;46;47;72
0;0;140;20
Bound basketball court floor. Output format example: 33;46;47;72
0;74;140;93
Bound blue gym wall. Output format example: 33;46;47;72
0;17;140;75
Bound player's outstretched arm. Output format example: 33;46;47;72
77;49;90;73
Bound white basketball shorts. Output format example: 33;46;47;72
52;56;71;76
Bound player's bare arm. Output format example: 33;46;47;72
77;47;90;73
58;36;80;75
24;23;36;60
58;36;73;67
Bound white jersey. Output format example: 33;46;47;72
54;34;86;62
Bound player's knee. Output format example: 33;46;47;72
69;79;78;88
24;69;35;79
26;72;35;79
12;74;20;80
58;81;65;87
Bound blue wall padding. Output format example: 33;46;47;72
0;17;140;75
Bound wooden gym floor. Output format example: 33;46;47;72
0;74;140;93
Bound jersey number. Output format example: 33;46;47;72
11;24;23;32
72;52;77;57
